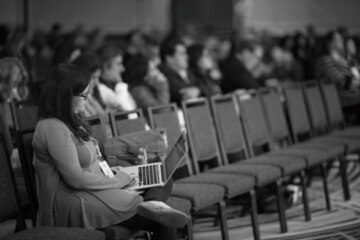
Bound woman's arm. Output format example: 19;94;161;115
43;120;132;190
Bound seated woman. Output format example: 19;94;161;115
187;44;222;97
126;55;170;111
32;63;189;239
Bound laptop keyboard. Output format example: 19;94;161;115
139;164;161;187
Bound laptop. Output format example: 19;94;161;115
121;132;188;190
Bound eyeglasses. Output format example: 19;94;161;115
75;91;90;100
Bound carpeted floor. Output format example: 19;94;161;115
193;159;360;240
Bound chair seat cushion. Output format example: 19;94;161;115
0;227;105;240
209;164;282;186
243;155;306;175
177;173;255;198
165;196;192;215
268;148;330;167
331;128;360;137
289;141;345;158
313;135;360;153
172;183;225;211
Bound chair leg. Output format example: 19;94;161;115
183;220;194;240
249;189;260;240
321;163;331;211
275;179;288;233
15;213;27;232
299;171;311;221
218;200;229;240
339;156;351;200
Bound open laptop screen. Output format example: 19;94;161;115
164;133;187;182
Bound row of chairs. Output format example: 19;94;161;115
7;81;360;240
83;81;360;239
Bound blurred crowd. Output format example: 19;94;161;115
1;23;360;121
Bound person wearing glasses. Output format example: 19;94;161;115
32;63;189;240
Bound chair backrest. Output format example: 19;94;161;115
182;98;223;174
16;128;37;226
147;104;193;176
84;115;113;143
209;94;250;163
302;82;329;135
235;91;272;156
319;82;345;129
0;133;26;231
110;109;146;136
0;113;13;154
283;84;312;142
9;102;39;130
259;88;291;145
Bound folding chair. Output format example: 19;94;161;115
83;114;113;143
181;98;285;238
319;82;360;139
148;103;259;240
277;83;350;201
109;109;147;136
1;132;106;240
9;102;38;131
209;93;311;222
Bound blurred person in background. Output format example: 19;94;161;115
126;55;169;111
159;39;200;105
221;40;267;93
187;43;222;97
52;39;82;66
316;30;360;90
96;44;137;111
0;57;30;167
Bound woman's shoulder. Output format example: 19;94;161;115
35;118;71;134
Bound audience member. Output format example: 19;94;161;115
96;44;137;111
32;63;189;239
221;40;262;93
126;55;170;111
187;44;222;97
159;39;200;105
316;31;360;90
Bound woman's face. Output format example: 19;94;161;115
103;55;124;83
72;85;90;114
197;49;213;71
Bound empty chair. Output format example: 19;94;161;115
9;102;38;131
180;98;283;237
83;114;113;143
280;83;350;201
209;93;311;221
109;109;147;136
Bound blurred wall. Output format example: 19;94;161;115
0;0;171;33
246;0;360;34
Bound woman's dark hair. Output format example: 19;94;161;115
96;44;123;67
187;43;205;74
124;55;149;87
72;53;101;74
52;40;79;66
39;63;91;141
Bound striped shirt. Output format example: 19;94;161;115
315;56;352;89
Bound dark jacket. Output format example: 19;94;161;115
221;57;259;93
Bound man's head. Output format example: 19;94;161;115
96;44;125;83
160;39;188;71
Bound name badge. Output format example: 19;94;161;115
99;161;114;178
